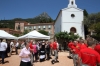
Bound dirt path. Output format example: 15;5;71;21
0;50;74;66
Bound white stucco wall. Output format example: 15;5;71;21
62;8;83;23
62;22;85;39
54;11;62;34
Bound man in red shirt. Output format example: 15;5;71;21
78;41;100;66
94;43;100;54
51;40;59;64
80;40;87;50
68;40;74;58
72;41;80;66
29;40;33;50
29;40;34;64
76;40;81;51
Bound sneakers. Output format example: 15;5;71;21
51;60;55;64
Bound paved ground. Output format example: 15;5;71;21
0;50;74;66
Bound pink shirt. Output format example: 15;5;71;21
19;47;31;62
32;45;37;53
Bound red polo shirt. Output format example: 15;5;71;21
80;43;87;50
52;42;57;50
50;43;53;49
76;43;81;50
29;42;33;49
28;42;34;52
94;44;100;54
68;42;75;50
79;48;100;66
72;45;80;54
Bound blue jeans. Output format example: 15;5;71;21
0;51;6;63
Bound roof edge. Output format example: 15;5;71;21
62;7;83;11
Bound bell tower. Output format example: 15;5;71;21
68;0;77;8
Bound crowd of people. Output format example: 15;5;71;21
19;40;59;66
68;39;100;66
0;39;19;64
0;39;60;66
1;38;100;66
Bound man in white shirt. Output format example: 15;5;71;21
10;40;14;56
0;39;7;64
15;41;19;55
10;41;14;46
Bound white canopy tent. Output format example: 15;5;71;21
18;30;50;39
0;30;18;39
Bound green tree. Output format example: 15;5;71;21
83;12;100;36
55;31;79;42
89;22;100;41
95;12;100;22
23;29;29;35
38;30;49;36
83;9;88;17
83;12;99;27
13;34;19;37
89;22;100;34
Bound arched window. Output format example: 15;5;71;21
70;27;76;33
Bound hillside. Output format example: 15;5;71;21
0;12;54;29
25;12;53;24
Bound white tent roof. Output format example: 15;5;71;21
0;30;18;39
18;30;50;39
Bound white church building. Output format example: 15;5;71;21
54;0;85;39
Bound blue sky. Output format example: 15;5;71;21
0;0;100;20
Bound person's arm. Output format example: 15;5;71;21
56;43;59;51
30;48;34;52
5;43;8;49
57;43;59;49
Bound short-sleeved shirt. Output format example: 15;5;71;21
80;44;87;50
15;42;19;47
10;42;14;47
68;42;74;50
76;43;81;50
94;44;100;54
50;43;53;49
32;44;37;53
52;42;57;50
79;48;100;66
19;47;31;62
71;45;80;54
0;42;7;51
29;42;33;49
